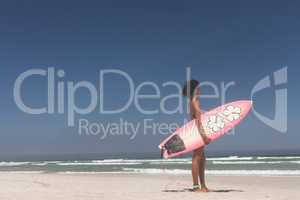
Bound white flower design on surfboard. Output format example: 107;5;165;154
206;105;242;133
207;115;225;132
223;105;241;121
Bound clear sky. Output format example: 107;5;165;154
0;0;299;157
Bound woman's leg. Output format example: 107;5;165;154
199;150;209;191
192;148;203;189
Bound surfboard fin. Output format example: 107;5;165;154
160;147;165;159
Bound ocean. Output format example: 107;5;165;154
1;155;300;176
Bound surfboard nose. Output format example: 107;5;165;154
235;100;253;108
237;100;253;115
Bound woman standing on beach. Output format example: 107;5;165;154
182;80;211;192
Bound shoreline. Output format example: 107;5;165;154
1;169;300;176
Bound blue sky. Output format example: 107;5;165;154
0;0;299;157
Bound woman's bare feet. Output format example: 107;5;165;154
192;186;209;192
199;186;209;192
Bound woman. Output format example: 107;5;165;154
182;80;211;192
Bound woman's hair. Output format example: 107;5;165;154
182;79;199;97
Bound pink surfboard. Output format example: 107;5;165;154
158;100;252;159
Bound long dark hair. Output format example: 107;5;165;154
182;79;199;98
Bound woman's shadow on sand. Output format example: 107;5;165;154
162;188;244;193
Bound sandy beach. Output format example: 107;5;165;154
0;172;299;200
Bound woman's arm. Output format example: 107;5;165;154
191;98;211;145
